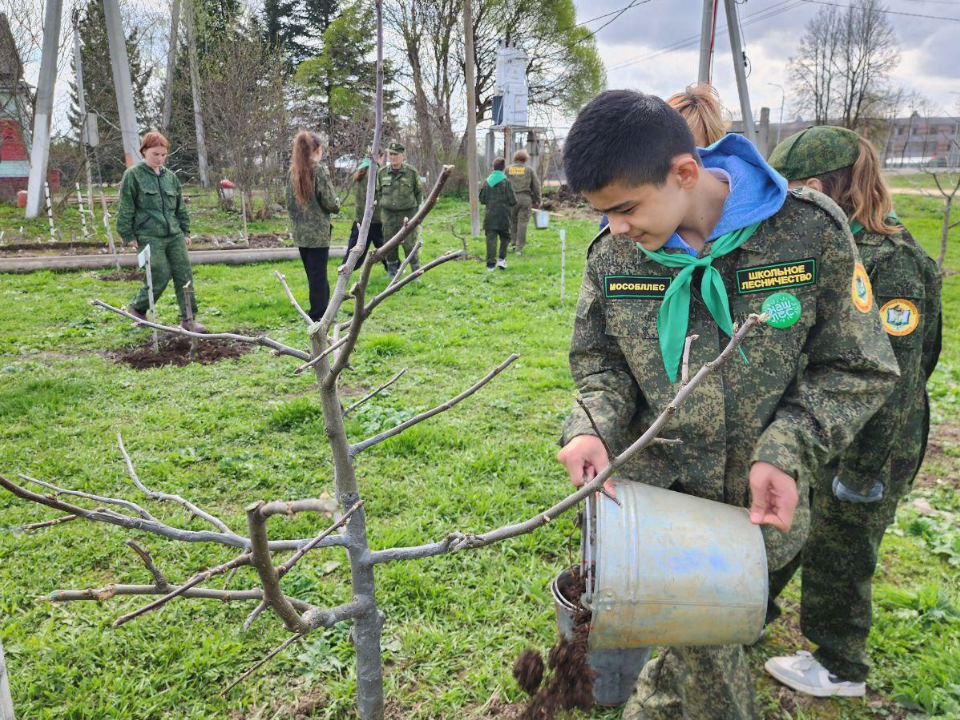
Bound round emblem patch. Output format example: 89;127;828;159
880;298;920;336
761;292;803;329
851;263;873;313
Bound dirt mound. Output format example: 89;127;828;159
97;269;145;282
539;184;585;212
514;567;595;719
110;332;253;370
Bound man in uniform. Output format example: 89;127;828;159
763;127;942;698
479;157;517;270
556;91;899;720
506;149;541;254
375;141;423;277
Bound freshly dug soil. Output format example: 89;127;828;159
539;184;586;212
514;567;595;719
97;268;145;282
110;333;253;370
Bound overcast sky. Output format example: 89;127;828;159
568;0;960;127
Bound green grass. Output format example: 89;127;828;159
0;196;958;719
885;171;960;191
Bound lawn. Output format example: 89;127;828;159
0;195;958;720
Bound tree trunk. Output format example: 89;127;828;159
937;196;952;269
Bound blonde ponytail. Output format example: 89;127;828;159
667;83;726;147
818;137;895;235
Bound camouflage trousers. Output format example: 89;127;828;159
622;644;757;720
129;234;197;321
510;197;532;252
766;484;904;683
381;209;420;271
485;229;509;266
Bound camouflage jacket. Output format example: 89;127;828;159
286;162;340;248
376;164;422;213
354;169;381;225
562;189;899;560
479;178;517;231
831;221;942;496
116;162;189;243
507;163;541;205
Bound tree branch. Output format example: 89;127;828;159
19;473;156;521
92;300;311;362
388;239;423;285
343;369;407;417
20;514;79;532
292;334;351;376
118;433;238;536
350;353;519;456
125;540;169;590
366;316;764;564
45;585;314;612
274;270;313;326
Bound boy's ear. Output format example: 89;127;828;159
672;154;700;190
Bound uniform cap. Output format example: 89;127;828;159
768;126;860;181
386;141;405;154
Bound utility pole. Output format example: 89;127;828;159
723;0;756;145
73;17;95;219
160;0;182;134
698;0;716;84
463;0;480;235
103;0;143;167
183;0;209;187
25;0;63;219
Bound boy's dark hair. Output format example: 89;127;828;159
564;90;699;193
493;157;506;171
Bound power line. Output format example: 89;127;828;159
801;0;960;20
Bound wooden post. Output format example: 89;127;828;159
76;183;89;238
44;182;55;241
0;634;14;720
138;245;159;352
559;227;566;303
240;190;249;241
463;0;480;236
183;281;198;359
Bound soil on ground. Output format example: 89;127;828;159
110;332;253;370
97;268;145;282
914;421;960;490
513;566;595;719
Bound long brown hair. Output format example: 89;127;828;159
814;137;895;235
667;84;726;147
290;131;324;206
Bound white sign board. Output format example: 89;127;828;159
137;244;151;268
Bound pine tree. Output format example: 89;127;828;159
68;0;152;182
261;0;309;72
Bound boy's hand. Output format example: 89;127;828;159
557;435;615;496
748;462;798;532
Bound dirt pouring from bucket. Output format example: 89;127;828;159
512;567;595;719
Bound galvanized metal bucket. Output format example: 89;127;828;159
582;480;768;650
551;566;650;707
534;210;550;229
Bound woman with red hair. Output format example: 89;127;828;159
116;131;206;332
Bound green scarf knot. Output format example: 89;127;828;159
486;170;507;187
849;211;898;237
638;222;761;382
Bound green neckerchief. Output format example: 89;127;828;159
638;222;761;382
849;211;898;236
486;170;507;187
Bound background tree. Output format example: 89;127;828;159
789;0;899;131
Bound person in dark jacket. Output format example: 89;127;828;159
286;131;340;322
117;132;206;332
479;157;516;270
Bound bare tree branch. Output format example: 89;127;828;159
125;540;170;590
366;316;765;564
92;300;311;362
118;433;238;536
681;334;699;386
293;335;352;376
45;585;314;612
350;354;519;456
343;369;408;416
274;271;313;326
19;473;156;521
388;239;423;286
221;633;304;697
20;514;80;532
277;501;364;577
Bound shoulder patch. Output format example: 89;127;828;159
604;275;671;299
789;187;850;233
880;298;920;336
736;258;817;294
851;263;873;312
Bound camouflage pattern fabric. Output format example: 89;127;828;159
485;229;510;265
765;221;942;683
286;163;340;249
381;209;420;270
129;234;198;321
375;163;422;213
768;126;860;181
116;162;190;244
507;163;541;252
479;176;516;231
562;188;899;718
354;168;381;224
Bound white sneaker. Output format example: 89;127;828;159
496;258;507;269
764;651;866;697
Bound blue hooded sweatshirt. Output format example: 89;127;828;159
598;134;787;254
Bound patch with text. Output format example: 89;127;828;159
735;259;817;295
604;275;672;299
